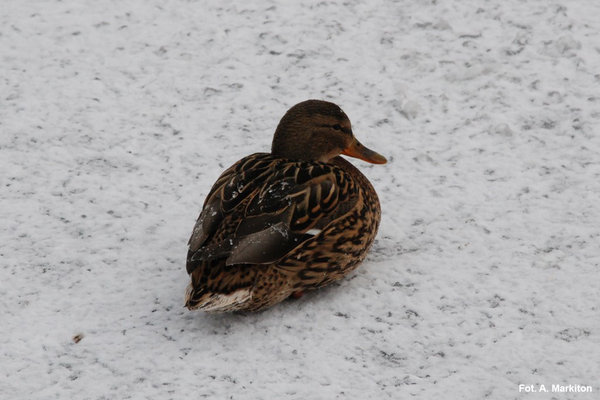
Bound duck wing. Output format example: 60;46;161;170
186;153;357;273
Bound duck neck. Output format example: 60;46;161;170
331;156;376;194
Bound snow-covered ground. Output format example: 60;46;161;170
2;0;599;398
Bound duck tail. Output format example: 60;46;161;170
184;283;253;312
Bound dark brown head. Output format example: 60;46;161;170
271;100;387;164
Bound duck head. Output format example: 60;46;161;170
271;100;387;164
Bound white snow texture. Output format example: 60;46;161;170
2;1;600;399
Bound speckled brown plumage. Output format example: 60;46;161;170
185;100;386;312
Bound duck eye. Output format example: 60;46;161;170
332;124;342;131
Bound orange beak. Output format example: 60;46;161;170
342;138;387;164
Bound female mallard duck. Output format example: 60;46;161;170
185;100;386;312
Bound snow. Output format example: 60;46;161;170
2;0;600;398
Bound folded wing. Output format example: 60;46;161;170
186;153;357;274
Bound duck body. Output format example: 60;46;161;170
185;100;386;312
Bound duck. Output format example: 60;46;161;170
185;99;387;312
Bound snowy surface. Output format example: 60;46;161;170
2;0;600;398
